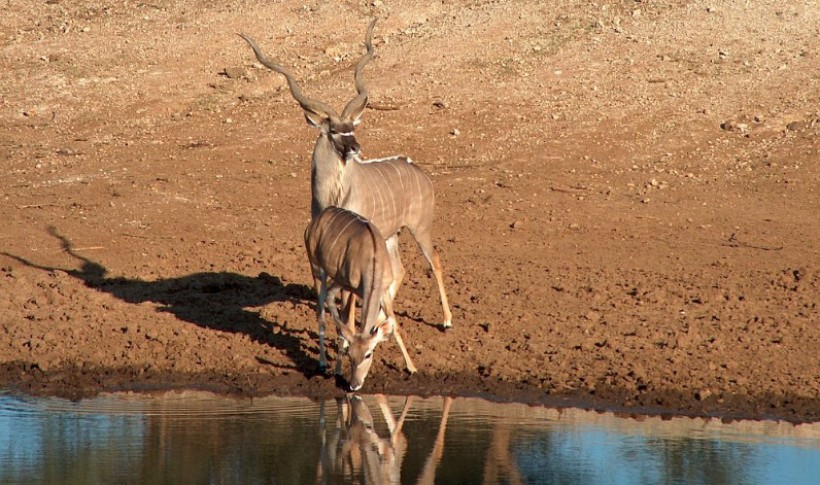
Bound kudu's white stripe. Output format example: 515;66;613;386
327;216;359;258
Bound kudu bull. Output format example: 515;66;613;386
239;19;453;329
305;207;417;390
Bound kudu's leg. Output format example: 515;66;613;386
410;229;453;328
376;394;414;439
395;396;414;435
316;400;329;485
316;273;330;373
385;235;405;302
416;396;453;485
325;283;354;377
383;297;417;374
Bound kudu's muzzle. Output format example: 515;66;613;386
339;134;361;161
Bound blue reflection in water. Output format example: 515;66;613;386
511;427;820;485
0;391;818;485
752;443;820;485
0;395;144;484
515;431;751;485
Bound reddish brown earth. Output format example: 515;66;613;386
1;1;818;422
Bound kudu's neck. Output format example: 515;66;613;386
360;222;385;336
311;134;351;218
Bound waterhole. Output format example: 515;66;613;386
1;390;818;484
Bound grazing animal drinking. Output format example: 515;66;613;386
305;206;416;391
239;19;453;328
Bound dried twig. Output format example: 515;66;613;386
724;233;783;251
120;233;175;240
16;203;60;209
549;186;585;194
367;102;402;111
57;246;105;252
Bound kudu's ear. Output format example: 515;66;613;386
304;110;329;129
335;318;355;343
351;101;367;126
368;318;390;342
341;94;367;127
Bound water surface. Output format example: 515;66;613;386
1;390;818;484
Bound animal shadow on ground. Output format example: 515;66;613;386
3;226;323;378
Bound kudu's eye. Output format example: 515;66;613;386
364;352;373;360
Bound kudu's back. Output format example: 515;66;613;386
304;207;393;321
342;157;436;240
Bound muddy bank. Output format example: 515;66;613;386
3;361;818;423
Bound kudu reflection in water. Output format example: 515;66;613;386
2;226;316;374
316;394;452;485
481;424;524;485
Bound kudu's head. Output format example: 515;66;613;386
238;19;376;163
337;316;392;392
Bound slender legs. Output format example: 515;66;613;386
313;260;423;378
425;249;453;328
381;297;417;374
385;235;405;302
400;230;453;329
315;273;329;373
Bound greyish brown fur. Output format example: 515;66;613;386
304;207;416;391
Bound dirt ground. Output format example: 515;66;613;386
1;0;818;422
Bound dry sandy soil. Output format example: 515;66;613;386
1;0;818;422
